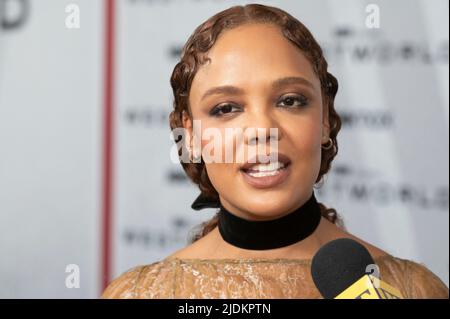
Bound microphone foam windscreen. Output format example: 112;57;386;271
311;238;375;299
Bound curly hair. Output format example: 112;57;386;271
169;4;343;243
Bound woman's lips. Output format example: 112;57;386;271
240;162;291;189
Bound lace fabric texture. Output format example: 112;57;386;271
102;255;449;299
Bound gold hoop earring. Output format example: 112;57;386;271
321;137;333;150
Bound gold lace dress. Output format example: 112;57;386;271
101;255;448;299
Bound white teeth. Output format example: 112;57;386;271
245;161;286;177
248;161;285;172
247;170;281;177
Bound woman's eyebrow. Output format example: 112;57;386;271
200;76;315;101
272;76;315;91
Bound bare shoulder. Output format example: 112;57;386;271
165;226;219;260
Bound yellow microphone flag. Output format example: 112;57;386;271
335;275;403;299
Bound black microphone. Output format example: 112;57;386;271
311;238;403;299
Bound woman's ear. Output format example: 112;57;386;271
182;110;196;161
182;110;202;163
182;110;193;140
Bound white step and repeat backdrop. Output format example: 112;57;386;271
0;0;448;298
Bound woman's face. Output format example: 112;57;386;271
185;23;330;220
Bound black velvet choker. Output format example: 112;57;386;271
191;191;322;250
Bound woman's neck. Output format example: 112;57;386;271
206;216;329;260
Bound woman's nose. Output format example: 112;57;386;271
243;111;281;146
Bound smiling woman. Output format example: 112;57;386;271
172;5;342;236
102;3;448;299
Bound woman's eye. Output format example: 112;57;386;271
209;95;308;117
278;94;309;108
209;104;241;117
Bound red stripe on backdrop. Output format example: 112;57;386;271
101;0;115;294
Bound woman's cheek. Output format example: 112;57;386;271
200;125;240;195
200;126;240;164
204;161;236;201
199;127;224;163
